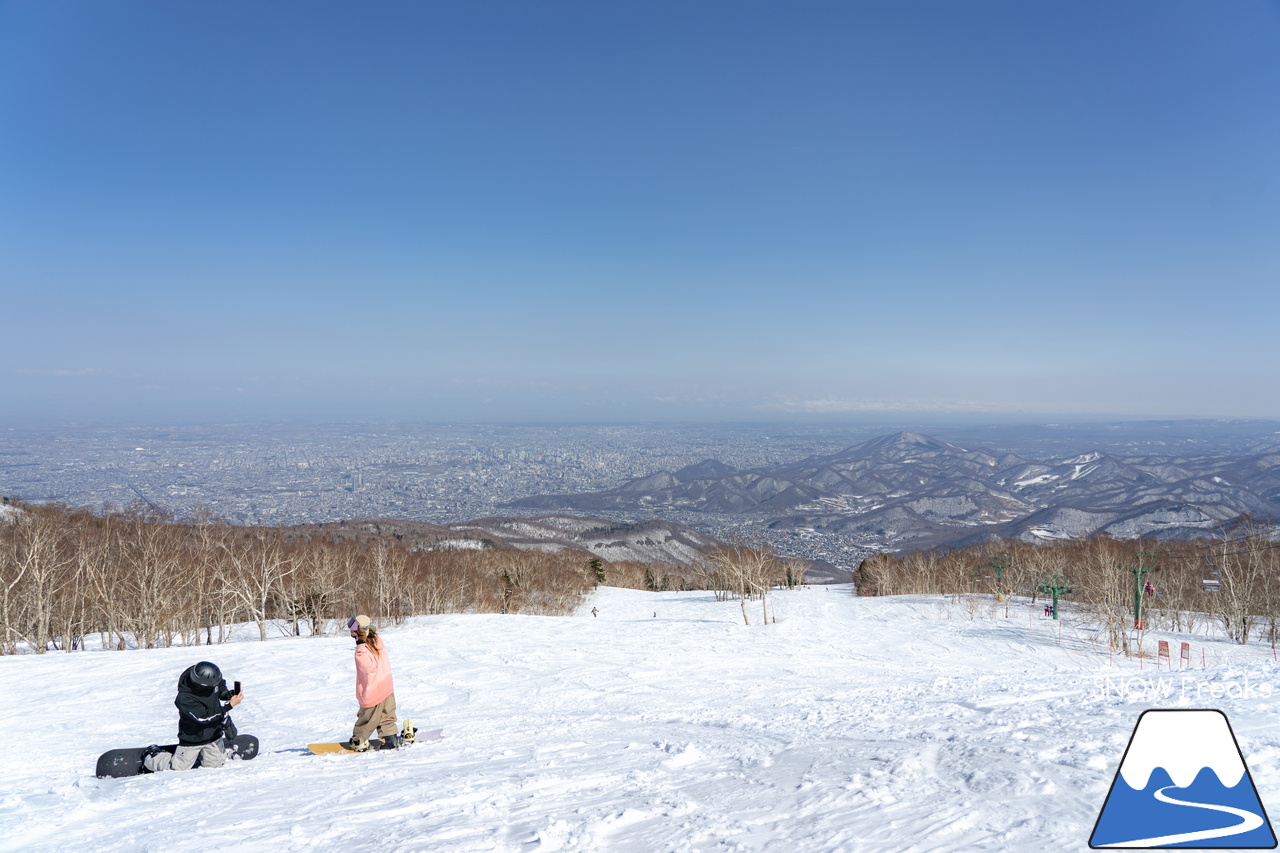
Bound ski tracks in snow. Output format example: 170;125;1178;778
3;586;1280;851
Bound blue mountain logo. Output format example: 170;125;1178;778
1091;709;1276;848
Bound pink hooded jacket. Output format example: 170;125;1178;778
354;634;395;708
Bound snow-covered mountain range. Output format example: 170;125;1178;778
509;431;1280;549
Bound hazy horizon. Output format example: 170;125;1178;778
4;2;1279;423
11;413;1140;429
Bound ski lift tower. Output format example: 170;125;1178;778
990;554;1007;602
1037;573;1072;620
1129;552;1160;630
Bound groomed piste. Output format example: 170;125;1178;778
3;586;1279;852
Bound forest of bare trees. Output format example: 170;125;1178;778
0;501;697;655
854;520;1280;653
698;542;806;625
26;495;1277;661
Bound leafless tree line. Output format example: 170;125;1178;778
697;543;806;625
854;519;1280;652
0;501;685;654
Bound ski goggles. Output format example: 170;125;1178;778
346;617;361;632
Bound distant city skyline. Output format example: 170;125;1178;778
4;419;1278;565
3;2;1279;423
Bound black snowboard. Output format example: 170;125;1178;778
95;734;259;778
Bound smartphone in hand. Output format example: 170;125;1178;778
234;681;241;695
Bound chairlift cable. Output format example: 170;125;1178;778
1196;538;1280;559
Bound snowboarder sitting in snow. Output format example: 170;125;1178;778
347;614;404;751
143;661;243;772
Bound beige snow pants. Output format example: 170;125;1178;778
144;739;227;772
352;693;398;741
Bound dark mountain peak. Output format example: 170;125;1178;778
873;431;949;449
846;431;956;458
617;471;680;493
675;459;736;483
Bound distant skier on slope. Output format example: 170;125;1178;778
143;661;243;772
345;615;402;751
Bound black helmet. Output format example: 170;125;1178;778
189;661;222;688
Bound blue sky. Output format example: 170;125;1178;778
2;1;1278;423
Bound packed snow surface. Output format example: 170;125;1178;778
4;586;1280;852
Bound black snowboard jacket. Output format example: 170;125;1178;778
174;665;235;746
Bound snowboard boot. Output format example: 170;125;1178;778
141;744;164;773
382;734;401;750
401;719;416;744
347;737;370;753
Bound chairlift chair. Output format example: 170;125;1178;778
1202;560;1221;593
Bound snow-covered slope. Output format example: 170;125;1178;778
3;588;1280;852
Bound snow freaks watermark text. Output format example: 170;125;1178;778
1093;675;1273;702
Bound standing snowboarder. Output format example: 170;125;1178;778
347;615;400;751
143;661;243;772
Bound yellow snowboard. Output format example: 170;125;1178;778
307;725;441;755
